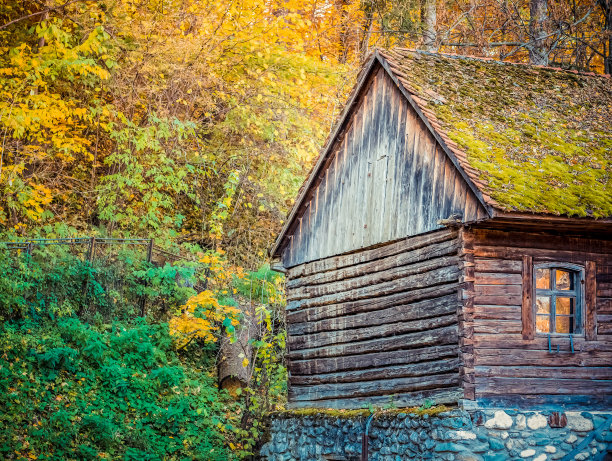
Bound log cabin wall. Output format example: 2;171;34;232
285;228;464;409
460;226;612;409
279;64;487;269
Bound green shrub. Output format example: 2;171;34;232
0;318;233;460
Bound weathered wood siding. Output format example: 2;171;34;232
460;227;612;408
280;65;487;268
285;228;463;409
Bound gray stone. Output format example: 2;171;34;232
565;434;578;444
544;445;556;453
455;454;484;461
520;449;536;458
483;454;509;461
484;411;513;430
566;412;594;432
489;438;505;451
434;442;468;453
515;414;527;430
533;455;547;461
527;414;548;430
550;451;566;460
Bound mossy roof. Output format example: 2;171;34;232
380;48;612;218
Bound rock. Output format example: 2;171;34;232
520;449;536;458
573;452;590;461
450;430;477;440
566;413;594;432
515;414;526;430
527;414;548;430
565;434;578;444
489;438;505;451
434;442;468;453
551;451;566;460
471;443;490;453
533;455;547;461
485;411;513;430
545;446;556;453
455;454;484;461
483;454;509;461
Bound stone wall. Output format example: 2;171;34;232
260;409;612;460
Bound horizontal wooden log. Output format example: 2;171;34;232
470;229;612;255
287;228;458;279
288;238;458;290
474;284;522;297
473;245;606;264
286;388;463;410
289;372;460;401
475;365;612;380
474;258;522;273
289;344;459;375
288;325;458;361
472;334;612;352
598;298;612;314
288;255;459;301
291;358;461;385
473;305;521;320
287;282;458;323
287;265;460;310
474;393;612;410
288;293;457;336
474;349;612;367
474;272;522;285
474;376;612;395
598;323;612;334
473;320;521;334
473;294;522;306
289;313;457;350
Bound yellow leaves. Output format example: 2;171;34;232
169;289;241;348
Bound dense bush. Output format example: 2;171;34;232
0;243;198;323
0;317;236;460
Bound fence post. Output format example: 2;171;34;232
88;236;96;262
140;239;154;317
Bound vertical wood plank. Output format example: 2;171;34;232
585;260;597;341
522;255;534;340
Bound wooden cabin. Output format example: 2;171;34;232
270;49;612;410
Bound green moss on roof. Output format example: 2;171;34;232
385;49;612;218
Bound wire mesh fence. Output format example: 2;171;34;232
0;237;206;322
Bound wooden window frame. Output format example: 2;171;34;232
522;258;596;341
533;262;585;337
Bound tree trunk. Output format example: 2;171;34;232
600;0;611;74
421;0;437;52
529;0;549;65
218;304;256;395
337;0;350;64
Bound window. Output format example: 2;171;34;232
534;264;584;335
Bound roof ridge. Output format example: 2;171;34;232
384;47;611;79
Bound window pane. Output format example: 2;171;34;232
536;268;550;289
536;296;551;314
556;297;574;316
556;316;572;334
536;315;550;333
555;270;573;290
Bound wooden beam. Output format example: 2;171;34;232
522;255;534;340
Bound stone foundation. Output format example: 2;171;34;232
260;409;612;460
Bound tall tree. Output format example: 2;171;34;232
421;0;437;51
529;0;550;65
